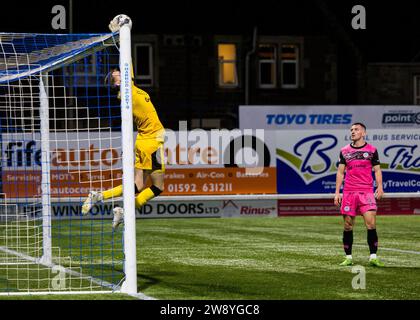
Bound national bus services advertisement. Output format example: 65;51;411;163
275;129;420;194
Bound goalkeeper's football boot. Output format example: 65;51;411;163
369;258;384;267
81;191;103;215
112;207;124;230
339;257;353;266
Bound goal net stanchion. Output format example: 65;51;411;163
39;74;52;266
0;24;137;296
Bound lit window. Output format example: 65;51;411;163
414;75;420;104
218;44;238;87
135;43;153;87
281;44;299;89
258;44;277;88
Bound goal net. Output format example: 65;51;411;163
0;30;135;295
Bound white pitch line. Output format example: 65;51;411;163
354;244;420;255
0;246;156;300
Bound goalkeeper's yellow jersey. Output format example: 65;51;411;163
130;83;165;141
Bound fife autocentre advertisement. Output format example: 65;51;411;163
0;129;277;199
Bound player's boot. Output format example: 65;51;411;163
81;191;103;215
339;257;353;266
112;207;124;230
369;257;384;267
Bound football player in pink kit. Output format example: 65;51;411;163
334;122;385;267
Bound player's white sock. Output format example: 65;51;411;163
346;255;353;260
370;254;377;260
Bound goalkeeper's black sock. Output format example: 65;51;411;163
367;229;378;254
343;230;353;255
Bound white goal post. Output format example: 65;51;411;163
119;22;137;295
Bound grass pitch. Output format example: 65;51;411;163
137;215;420;300
1;215;420;300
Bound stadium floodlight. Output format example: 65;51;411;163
0;16;139;297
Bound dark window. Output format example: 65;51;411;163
281;44;299;88
258;44;276;88
134;44;153;87
414;75;420;104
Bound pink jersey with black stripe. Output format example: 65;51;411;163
339;143;380;192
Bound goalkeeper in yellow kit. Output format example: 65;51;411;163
81;68;165;229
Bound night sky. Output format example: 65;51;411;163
2;0;420;62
